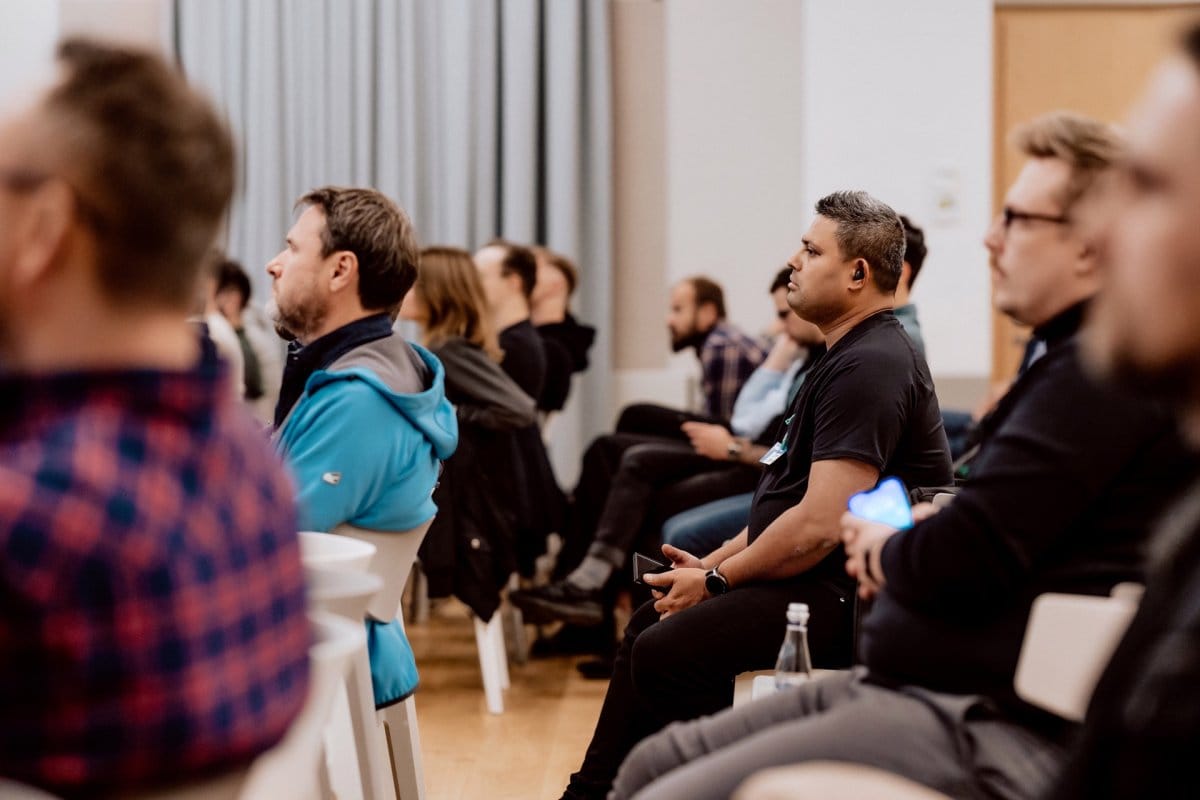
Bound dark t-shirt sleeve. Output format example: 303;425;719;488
809;351;910;470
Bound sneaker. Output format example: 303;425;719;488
510;581;604;627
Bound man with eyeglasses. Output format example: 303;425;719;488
0;40;310;796
607;111;1199;800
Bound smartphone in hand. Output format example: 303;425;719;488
633;552;672;585
847;476;913;530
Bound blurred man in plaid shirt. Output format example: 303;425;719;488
0;40;310;796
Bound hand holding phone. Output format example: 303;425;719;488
633;552;672;585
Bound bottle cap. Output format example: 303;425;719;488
786;602;810;625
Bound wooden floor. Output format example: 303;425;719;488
407;601;608;800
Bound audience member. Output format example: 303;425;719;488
269;186;458;708
558;191;952;800
531;245;596;413
216;257;283;422
894;214;928;357
512;267;824;629
1055;27;1200;798
193;252;244;399
400;246;536;620
0;39;309;795
610;112;1196;800
475;240;546;398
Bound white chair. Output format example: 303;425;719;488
298;531;376;572
335;522;433;800
733;586;1143;799
240;611;366;800
1013;587;1140;721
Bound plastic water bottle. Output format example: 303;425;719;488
774;602;813;689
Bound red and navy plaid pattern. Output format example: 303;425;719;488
0;344;310;796
700;322;769;420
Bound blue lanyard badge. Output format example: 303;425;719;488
761;413;795;465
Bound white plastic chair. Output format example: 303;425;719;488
240;611;366;800
335;522;433;800
298;531;376;572
1013;587;1140;721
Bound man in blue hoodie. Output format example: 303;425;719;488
269;186;458;706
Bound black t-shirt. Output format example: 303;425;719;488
748;311;952;578
498;320;548;401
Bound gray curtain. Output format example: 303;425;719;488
175;0;612;483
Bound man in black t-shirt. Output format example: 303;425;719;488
556;191;952;800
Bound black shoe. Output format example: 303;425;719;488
510;581;604;627
530;622;611;658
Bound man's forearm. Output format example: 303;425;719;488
718;502;839;586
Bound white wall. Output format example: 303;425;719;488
798;0;993;378
611;0;994;418
0;2;58;109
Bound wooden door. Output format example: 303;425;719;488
992;3;1200;381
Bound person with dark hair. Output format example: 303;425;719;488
215;259;264;399
1052;27;1200;798
611;114;1196;800
555;190;953;800
0;38;310;795
475;240;546;398
531;246;596;413
664;275;767;421
270;186;458;708
895;214;928;358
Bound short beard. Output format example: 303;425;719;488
270;296;326;345
1098;347;1200;408
671;328;708;354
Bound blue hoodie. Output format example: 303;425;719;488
277;336;458;533
277;334;457;708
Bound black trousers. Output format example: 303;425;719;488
563;571;855;800
589;441;759;567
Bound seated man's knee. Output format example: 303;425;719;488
629;616;689;698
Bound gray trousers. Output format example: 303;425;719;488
611;669;1069;800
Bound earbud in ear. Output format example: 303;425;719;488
853;266;865;281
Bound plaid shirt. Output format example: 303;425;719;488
0;341;310;796
699;322;769;420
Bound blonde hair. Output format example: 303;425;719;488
1012;111;1125;211
416;246;503;361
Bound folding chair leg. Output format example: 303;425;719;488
473;615;505;714
346;650;398;800
489;612;510;690
381;697;425;800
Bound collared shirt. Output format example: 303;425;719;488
699;322;769;421
274;312;394;427
0;339;310;796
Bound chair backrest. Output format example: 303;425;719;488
238;611;365;800
1013;590;1140;721
334;519;434;622
297;531;376;572
305;565;384;620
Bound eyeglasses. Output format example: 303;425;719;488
1001;206;1069;231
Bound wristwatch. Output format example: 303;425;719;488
726;439;744;461
704;565;730;596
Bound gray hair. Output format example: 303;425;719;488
815;191;906;293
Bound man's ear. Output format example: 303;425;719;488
1076;241;1099;278
12;181;73;290
695;301;719;330
328;250;359;293
849;258;869;288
